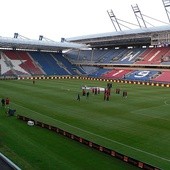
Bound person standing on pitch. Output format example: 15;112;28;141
1;98;5;107
5;98;10;107
77;94;80;101
86;91;89;99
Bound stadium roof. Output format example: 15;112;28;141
0;36;88;52
66;25;170;48
66;25;170;41
1;25;170;51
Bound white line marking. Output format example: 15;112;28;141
164;100;169;105
133;112;169;121
131;101;170;121
12;102;170;162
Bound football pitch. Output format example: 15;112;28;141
0;78;170;169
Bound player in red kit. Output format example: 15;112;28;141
5;98;10;106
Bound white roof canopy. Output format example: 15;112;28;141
0;36;88;51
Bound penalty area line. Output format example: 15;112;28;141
12;102;170;163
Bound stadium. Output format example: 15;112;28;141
0;1;170;170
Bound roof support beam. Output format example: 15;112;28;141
162;0;170;22
131;4;147;28
107;10;122;31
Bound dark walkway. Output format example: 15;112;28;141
0;157;14;170
0;153;21;170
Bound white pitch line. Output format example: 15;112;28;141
12;102;170;163
131;101;170;121
164;100;169;105
134;112;169;121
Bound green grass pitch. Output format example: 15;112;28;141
0;78;170;169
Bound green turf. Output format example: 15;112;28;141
0;78;170;169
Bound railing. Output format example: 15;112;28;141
0;152;21;170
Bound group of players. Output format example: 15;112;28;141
1;97;10;107
1;97;16;116
78;83;128;101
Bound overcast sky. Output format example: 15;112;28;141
0;0;169;41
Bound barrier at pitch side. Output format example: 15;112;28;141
1;75;170;88
18;75;170;88
17;115;160;170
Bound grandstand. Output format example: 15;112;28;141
1;25;170;84
64;25;170;83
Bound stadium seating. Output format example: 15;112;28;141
29;52;70;75
102;49;124;63
82;66;99;75
88;68;110;77
102;69;132;79
125;70;159;81
135;47;170;65
2;50;29;76
114;48;146;64
16;51;44;75
1;50;44;76
52;53;85;75
65;50;92;62
153;71;170;82
1;47;170;83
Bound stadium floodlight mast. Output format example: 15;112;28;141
162;0;170;23
132;3;170;28
131;4;147;28
107;9;140;31
107;9;122;31
107;3;170;31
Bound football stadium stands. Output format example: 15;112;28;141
134;47;170;65
124;70;159;81
102;69;132;79
153;70;170;82
1;26;170;84
1;45;170;83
